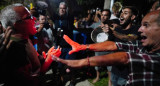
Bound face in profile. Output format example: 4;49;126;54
14;6;37;38
138;10;160;48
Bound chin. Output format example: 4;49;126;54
142;42;148;47
120;22;123;25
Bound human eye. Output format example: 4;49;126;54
142;22;149;27
124;12;128;15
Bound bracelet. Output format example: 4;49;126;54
87;56;90;66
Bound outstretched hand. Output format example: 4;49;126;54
55;58;84;68
49;46;61;58
63;35;87;54
40;46;61;73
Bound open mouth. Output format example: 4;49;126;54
141;35;147;41
120;18;124;24
120;18;124;22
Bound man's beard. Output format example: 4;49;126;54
120;18;131;28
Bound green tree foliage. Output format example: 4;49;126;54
0;0;42;10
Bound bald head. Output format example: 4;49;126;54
143;10;160;26
14;6;31;20
138;10;160;50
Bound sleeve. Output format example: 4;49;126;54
115;41;139;53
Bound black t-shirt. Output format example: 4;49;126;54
113;25;141;42
111;25;141;79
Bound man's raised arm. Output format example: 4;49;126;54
63;35;117;54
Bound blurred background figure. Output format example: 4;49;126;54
110;1;122;19
36;14;55;54
89;9;112;84
150;0;160;12
50;2;77;86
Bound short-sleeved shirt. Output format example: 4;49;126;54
116;41;160;86
111;25;141;79
113;25;141;42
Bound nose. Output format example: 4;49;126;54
138;26;143;32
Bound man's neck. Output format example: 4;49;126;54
122;23;132;30
11;34;28;41
149;43;160;53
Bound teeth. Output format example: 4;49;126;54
120;18;124;21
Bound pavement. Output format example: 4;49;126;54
65;80;94;86
44;69;95;86
0;68;95;86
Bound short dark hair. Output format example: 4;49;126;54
122;6;139;17
102;9;111;18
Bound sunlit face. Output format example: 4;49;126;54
14;6;37;38
39;15;46;24
138;11;160;49
101;11;110;23
59;4;67;16
119;8;132;26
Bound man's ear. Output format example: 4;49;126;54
131;15;136;21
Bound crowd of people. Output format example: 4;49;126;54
1;0;160;86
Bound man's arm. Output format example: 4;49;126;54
63;35;118;54
56;52;128;68
112;31;138;41
26;39;41;73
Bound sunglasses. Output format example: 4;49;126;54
16;16;34;23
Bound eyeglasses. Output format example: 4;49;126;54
16;16;34;23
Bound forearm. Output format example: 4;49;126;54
63;35;118;54
113;31;138;41
88;41;117;52
58;52;129;68
89;52;129;66
26;39;41;72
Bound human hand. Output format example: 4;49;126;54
55;58;85;68
40;46;61;73
100;24;109;33
63;35;87;54
0;27;12;45
43;46;61;61
50;46;61;58
37;24;44;33
0;27;12;53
